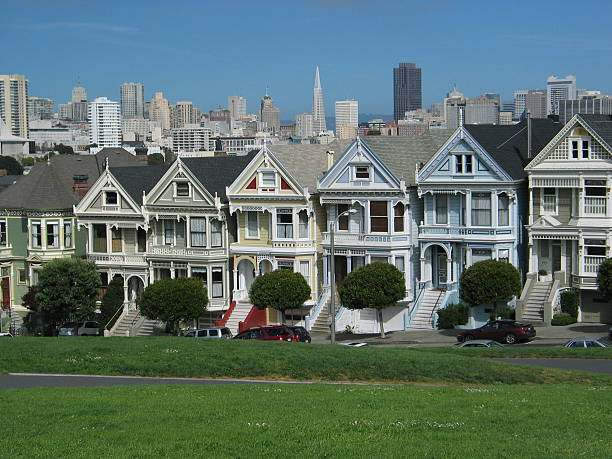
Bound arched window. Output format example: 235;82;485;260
394;202;405;232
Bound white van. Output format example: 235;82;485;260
184;327;232;339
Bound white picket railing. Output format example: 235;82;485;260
584;197;607;216
304;287;330;331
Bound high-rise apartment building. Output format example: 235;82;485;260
228;96;247;121
149;92;171;130
89;97;121;147
171;124;213;152
59;103;72;120
120;82;145;119
465;96;499;125
71;85;88;121
260;94;280;134
558;96;612;124
172;101;198;129
335;100;358;139
546;75;576;115
312;66;327;134
0;74;29;138
28;97;54;121
513;90;528;120
295;113;314;138
393;63;422;121
525;90;547;119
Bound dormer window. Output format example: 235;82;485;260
259;170;276;192
354;166;370;181
104;191;118;206
454;155;473;174
570;139;590;159
175;182;190;197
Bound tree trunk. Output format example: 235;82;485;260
281;309;286;325
378;309;385;339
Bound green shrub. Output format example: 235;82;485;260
560;290;579;319
436;303;469;329
494;306;515;320
551;313;576;326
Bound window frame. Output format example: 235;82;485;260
393;202;405;232
276;209;294;239
163;220;175;246
190;217;207;247
0;219;7;246
245;212;259;239
434;195;448;225
369;201;389;233
31;221;42;249
104;191;119;206
541;187;558;215
175;181;191;198
298;210;309;239
497;194;510;227
211;267;223;298
258;169;276;192
63;221;73;248
471;192;492;227
210;219;223;248
353;165;371;181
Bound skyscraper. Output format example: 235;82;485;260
513;90;528;120
228;96;247;121
525;90;547;119
0;74;29;138
260;93;280;134
171;101;198;129
89;97;121;147
295;113;314;138
393;63;422;121
312;66;326;134
28;97;54;121
120;82;145;119
71;85;88;121
149;92;171;130
335;100;358;139
546;75;576;115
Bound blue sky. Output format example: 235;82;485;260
3;0;611;119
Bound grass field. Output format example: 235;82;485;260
1;383;610;458
422;345;612;359
1;337;611;385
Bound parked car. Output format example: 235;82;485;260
58;321;100;336
184;327;232;339
563;337;611;348
341;342;368;347
233;325;297;342
456;320;536;344
287;326;311;343
0;332;12;338
456;339;504;348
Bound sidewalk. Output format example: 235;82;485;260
311;323;610;347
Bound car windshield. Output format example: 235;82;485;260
267;328;292;337
61;323;77;328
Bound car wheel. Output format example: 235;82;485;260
463;334;474;342
504;333;517;344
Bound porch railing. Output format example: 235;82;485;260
584;256;606;273
304;286;330;331
584;197;607;216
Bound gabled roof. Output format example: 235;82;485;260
361;131;454;186
0;149;144;210
110;165;170;204
268;141;351;191
465;118;562;180
576;114;612;149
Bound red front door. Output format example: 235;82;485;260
1;277;10;310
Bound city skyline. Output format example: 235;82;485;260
2;0;612;118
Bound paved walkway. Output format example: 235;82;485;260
312;323;610;347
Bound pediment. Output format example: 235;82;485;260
531;215;561;228
145;159;215;207
74;170;142;215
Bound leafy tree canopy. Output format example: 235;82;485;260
460;260;521;307
100;276;125;328
339;262;405;338
249;269;310;323
137;277;208;332
53;143;74;154
0;156;24;175
35;258;100;331
147;153;165;166
597;257;612;299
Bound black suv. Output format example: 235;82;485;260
288;326;311;343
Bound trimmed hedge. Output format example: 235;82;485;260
560;290;579;319
437;303;469;329
551;312;576;326
494;307;516;320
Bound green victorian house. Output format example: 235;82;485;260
0;149;144;312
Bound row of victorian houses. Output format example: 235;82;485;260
0;114;610;335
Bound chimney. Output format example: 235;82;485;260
73;175;89;199
326;150;334;170
527;111;532;158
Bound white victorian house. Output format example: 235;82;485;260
415;119;562;328
521;114;612;324
317;134;452;333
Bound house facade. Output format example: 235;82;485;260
415;119;562;328
521;114;612;324
0;149;143;311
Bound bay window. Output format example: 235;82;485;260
190;217;207;247
337;204;349;230
299;260;311;287
472;248;492;264
394;203;405;232
93;224;106;252
111;228;122;253
211;268;223;298
298;210;309;239
137;228;147;252
276;209;293;239
31;221;42;248
46;222;60;248
246;212;258;238
498;194;509;226
64;221;72;247
435;195;448;225
542;188;557;214
164;221;174;245
471;193;491;226
370;201;388;232
210;219;222;247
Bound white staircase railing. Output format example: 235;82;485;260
305;287;330;331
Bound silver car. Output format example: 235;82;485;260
563;337;611;348
456;339;505;348
58;321;100;336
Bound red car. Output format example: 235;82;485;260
457;320;536;345
233;325;298;342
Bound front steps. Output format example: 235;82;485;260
409;289;445;330
109;309;164;337
522;281;551;324
224;300;253;334
310;303;331;333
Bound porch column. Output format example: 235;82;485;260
106;224;112;254
447;256;453;286
123;276;129;304
323;254;329;286
232;265;238;293
186;216;191;248
88;223;93;253
465;190;472;227
578;177;584;218
346;255;352;273
148;266;154;284
531;241;538;273
419;250;426;285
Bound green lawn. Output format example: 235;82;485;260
1;383;610;458
1;337;611;385
420;346;612;360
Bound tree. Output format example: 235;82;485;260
100;276;125;329
597;257;612;299
339;262;405;338
21;157;36;167
460;260;522;314
53;143;74;154
249;269;311;324
35;258;101;333
137;277;208;333
0;156;24;175
162;147;176;164
147;153;165;166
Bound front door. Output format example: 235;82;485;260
1;277;10;310
552;242;561;273
334;255;347;288
436;252;447;289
